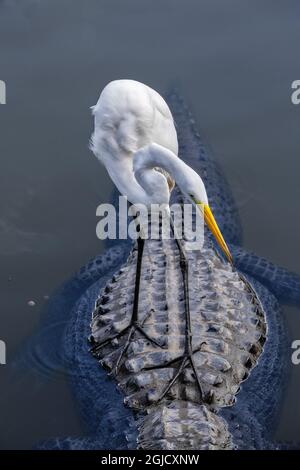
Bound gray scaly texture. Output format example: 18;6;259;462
90;232;266;449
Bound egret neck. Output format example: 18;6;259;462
133;143;232;263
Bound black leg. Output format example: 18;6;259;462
153;217;204;402
132;236;145;323
91;229;163;374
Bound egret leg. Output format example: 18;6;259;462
148;218;205;403
91;234;163;374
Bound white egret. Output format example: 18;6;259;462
90;80;232;395
90;80;231;258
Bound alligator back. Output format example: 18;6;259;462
90;234;266;449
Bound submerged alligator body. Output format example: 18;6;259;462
92;235;266;449
34;93;299;450
89;215;266;449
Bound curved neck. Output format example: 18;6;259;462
104;157;151;206
133;143;190;191
103;143;193;206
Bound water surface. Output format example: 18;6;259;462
0;0;299;448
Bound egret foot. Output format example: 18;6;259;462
144;342;207;404
90;234;165;373
111;321;163;375
90;320;163;375
157;353;203;402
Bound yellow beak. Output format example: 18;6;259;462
197;203;233;264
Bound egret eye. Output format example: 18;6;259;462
189;194;198;203
190;194;204;205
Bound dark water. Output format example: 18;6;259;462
0;0;300;448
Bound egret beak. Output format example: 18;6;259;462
196;202;233;264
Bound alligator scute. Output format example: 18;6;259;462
90;235;266;449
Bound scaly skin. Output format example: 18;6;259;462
33;93;297;450
89;231;266;449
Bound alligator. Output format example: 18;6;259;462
33;92;300;450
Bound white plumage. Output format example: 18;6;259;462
90;79;231;262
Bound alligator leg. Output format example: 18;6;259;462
91;234;163;374
230;244;300;306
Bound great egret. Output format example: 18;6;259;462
90;80;232;398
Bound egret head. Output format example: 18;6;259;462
178;167;232;264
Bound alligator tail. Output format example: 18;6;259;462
138;401;233;450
